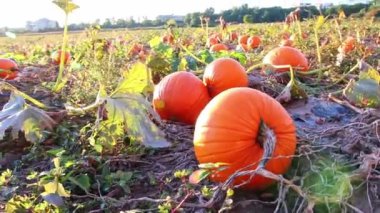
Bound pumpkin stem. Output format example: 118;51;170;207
257;121;276;169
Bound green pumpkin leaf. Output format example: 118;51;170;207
104;94;171;148
69;174;90;193
343;79;380;108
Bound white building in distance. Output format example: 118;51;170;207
26;18;59;32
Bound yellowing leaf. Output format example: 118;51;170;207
113;62;150;95
359;68;380;83
189;169;210;184
52;0;79;14
53;158;60;169
339;11;346;20
315;16;325;30
43;181;70;197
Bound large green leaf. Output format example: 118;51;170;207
343;79;380;108
104;94;170;148
0;93;55;142
112;62;151;95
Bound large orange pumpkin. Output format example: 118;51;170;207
263;46;308;72
0;58;19;80
194;88;296;190
203;58;248;98
153;71;210;125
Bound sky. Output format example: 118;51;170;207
0;0;368;28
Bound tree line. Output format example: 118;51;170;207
2;2;374;34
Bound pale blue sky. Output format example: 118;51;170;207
0;0;369;28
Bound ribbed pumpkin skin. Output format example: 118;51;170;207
153;71;210;125
203;58;248;98
194;88;296;190
0;59;19;80
263;46;308;72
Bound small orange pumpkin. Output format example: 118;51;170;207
238;35;249;45
207;37;219;47
0;59;19;80
263;46;308;72
279;39;293;47
203;58;248;98
161;34;174;44
339;36;356;54
229;32;238;42
153;71;210;125
247;36;261;49
194;88;297;190
51;50;71;65
210;43;229;53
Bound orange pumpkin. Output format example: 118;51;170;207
194;88;297;190
238;35;249;45
207;37;219;47
129;43;143;56
203;58;248;98
279;39;293;47
0;59;19;80
51;50;71;65
229;32;238;41
210;43;229;53
162;34;174;44
263;46;308;72
153;71;210;125
247;36;261;48
339;36;356;54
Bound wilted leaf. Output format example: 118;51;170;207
41;193;65;206
343;79;380;108
69;174;90;193
0;93;55;142
52;0;79;14
276;79;308;104
189;169;210;184
105;94;171;148
315;15;325;30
